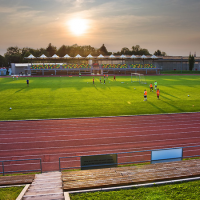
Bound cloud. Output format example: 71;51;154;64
54;0;95;7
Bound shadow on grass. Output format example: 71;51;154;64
162;99;184;112
147;101;166;113
14;88;25;93
161;91;180;99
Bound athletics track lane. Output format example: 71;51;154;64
0;113;200;172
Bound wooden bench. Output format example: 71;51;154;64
62;159;200;191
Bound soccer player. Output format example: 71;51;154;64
93;77;94;84
157;88;160;99
150;83;153;92
114;75;116;81
100;77;101;83
144;89;147;101
154;81;157;90
26;79;29;86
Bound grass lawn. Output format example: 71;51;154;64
161;70;200;74
0;186;24;200
70;180;200;200
0;75;200;120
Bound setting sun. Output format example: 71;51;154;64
68;18;88;36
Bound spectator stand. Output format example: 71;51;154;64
22;54;163;76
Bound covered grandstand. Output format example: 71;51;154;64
10;54;200;76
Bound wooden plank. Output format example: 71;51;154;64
22;193;64;200
16;184;30;200
0;175;35;186
22;171;64;200
62;159;200;191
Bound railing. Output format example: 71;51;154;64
0;158;42;176
59;145;200;171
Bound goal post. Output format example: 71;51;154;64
131;73;147;84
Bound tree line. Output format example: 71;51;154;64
0;43;167;67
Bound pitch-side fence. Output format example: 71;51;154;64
59;145;200;171
0;158;42;176
1;145;199;175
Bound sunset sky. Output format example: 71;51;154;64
0;0;200;56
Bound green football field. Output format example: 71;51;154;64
0;75;199;121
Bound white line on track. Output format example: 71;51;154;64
0;131;200;145
0;129;199;142
0;124;199;134
1;137;200;152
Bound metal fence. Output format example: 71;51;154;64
59;145;200;171
0;158;42;176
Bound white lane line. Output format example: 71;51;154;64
0;124;199;135
1;137;200;152
0;128;199;143
0;132;200;145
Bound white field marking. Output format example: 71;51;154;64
0;114;199;124
1;137;200;153
0;130;200;145
0;142;199;160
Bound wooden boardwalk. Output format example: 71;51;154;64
22;171;64;200
62;159;200;191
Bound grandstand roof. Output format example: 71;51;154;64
24;55;200;61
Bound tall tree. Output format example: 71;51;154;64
154;50;167;56
121;47;131;55
98;44;109;55
46;43;57;57
57;45;69;57
132;45;151;55
4;46;22;65
132;45;141;53
0;55;6;67
189;54;195;71
154;50;162;56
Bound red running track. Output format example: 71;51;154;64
0;113;200;172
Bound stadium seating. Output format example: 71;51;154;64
62;64;91;69
130;64;156;68
31;64;60;69
102;64;128;69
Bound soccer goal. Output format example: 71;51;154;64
131;73;147;84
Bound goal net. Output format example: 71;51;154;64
131;73;146;84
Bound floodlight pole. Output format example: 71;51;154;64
181;56;183;74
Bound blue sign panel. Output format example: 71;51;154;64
151;148;183;164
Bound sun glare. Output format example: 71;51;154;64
68;18;88;36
